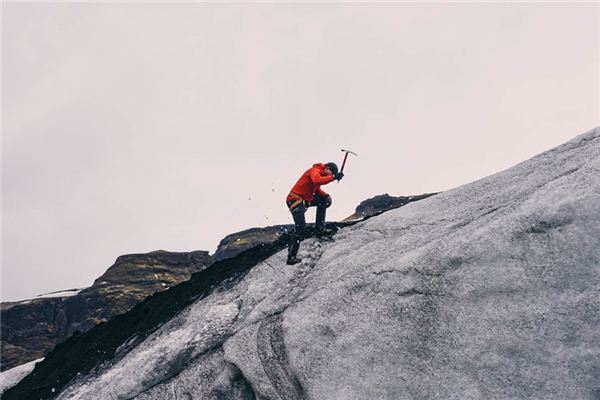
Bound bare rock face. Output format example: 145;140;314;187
0;250;211;371
0;298;68;370
345;192;438;220
212;225;292;263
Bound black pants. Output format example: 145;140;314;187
286;194;331;259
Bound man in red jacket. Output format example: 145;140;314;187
285;162;344;265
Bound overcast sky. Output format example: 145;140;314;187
2;3;598;302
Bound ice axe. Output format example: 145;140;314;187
340;148;358;176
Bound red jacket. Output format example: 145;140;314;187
288;163;335;202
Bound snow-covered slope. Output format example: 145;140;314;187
33;128;600;399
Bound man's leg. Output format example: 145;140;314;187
287;203;306;264
312;194;332;233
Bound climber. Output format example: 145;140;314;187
285;162;344;265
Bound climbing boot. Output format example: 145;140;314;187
286;255;301;265
314;226;336;240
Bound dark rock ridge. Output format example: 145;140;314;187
345;192;438;220
0;250;211;371
212;225;292;263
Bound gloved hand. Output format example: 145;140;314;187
335;172;344;181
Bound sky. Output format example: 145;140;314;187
1;2;598;302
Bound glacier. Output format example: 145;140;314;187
11;128;600;399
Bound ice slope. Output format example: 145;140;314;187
57;128;599;400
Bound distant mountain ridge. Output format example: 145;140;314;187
1;250;211;371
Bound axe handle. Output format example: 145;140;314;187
340;152;350;173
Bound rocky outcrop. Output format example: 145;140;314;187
212;225;293;263
0;250;211;371
345;192;438;220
